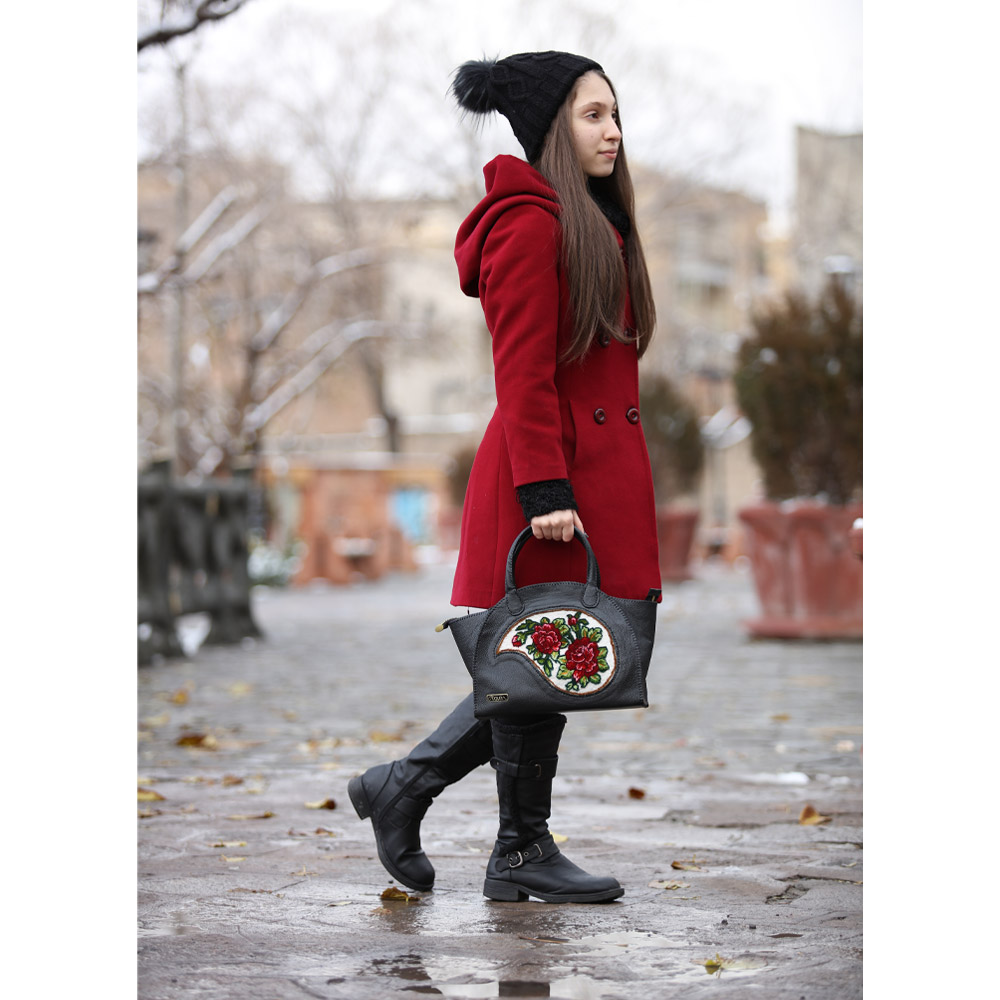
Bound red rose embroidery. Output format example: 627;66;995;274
565;638;600;680
531;623;564;655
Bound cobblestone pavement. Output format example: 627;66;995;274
138;557;862;999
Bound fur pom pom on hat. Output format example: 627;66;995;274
451;51;603;163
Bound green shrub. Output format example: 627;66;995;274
639;375;705;502
733;277;862;504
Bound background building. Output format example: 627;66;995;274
138;124;862;578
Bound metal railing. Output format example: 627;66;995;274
138;461;263;664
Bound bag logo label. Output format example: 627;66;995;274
496;608;617;695
486;692;509;702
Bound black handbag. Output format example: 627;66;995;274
438;526;659;719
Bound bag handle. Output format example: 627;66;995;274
504;525;601;615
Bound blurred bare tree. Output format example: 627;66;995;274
137;7;443;476
138;0;253;52
137;0;767;477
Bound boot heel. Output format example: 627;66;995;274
348;776;371;820
483;878;528;901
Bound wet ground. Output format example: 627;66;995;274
138;557;862;998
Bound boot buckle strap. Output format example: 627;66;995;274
490;757;558;779
506;842;543;869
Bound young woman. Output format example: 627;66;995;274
348;51;660;904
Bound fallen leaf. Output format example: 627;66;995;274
771;713;790;722
299;737;342;755
138;809;161;818
211;841;247;848
304;798;338;810
143;712;170;728
649;880;689;890
176;732;218;750
694;756;726;768
222;775;244;786
225;811;274;820
171;689;189;705
291;865;317;876
699;953;767;975
369;730;404;743
380;886;420;903
183;775;215;784
314;827;336;836
221;855;246;863
551;832;569;843
798;804;831;825
137;787;165;802
671;857;706;872
628;787;646;799
228;682;253;697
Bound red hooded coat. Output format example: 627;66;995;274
451;155;661;608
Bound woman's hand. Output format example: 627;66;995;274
530;509;585;543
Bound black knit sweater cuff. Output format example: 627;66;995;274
515;479;577;522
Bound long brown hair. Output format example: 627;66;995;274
534;72;656;362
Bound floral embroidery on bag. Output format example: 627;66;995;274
496;609;616;694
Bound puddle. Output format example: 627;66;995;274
359;934;689;998
137;909;204;937
401;975;640;998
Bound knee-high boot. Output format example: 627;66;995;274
483;714;624;903
348;693;493;891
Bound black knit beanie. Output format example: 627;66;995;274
451;51;603;163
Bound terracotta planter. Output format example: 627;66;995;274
656;507;700;582
738;500;862;639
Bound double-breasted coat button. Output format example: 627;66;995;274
626;407;640;424
598;330;611;347
593;408;607;424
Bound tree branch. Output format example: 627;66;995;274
248;249;375;355
138;1;253;53
242;320;382;434
138;183;245;294
182;200;271;284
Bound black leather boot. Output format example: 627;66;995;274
348;693;493;891
483;715;624;903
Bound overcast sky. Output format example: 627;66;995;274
138;0;861;228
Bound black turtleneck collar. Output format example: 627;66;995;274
587;178;631;239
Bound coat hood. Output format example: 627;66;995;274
455;155;560;297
